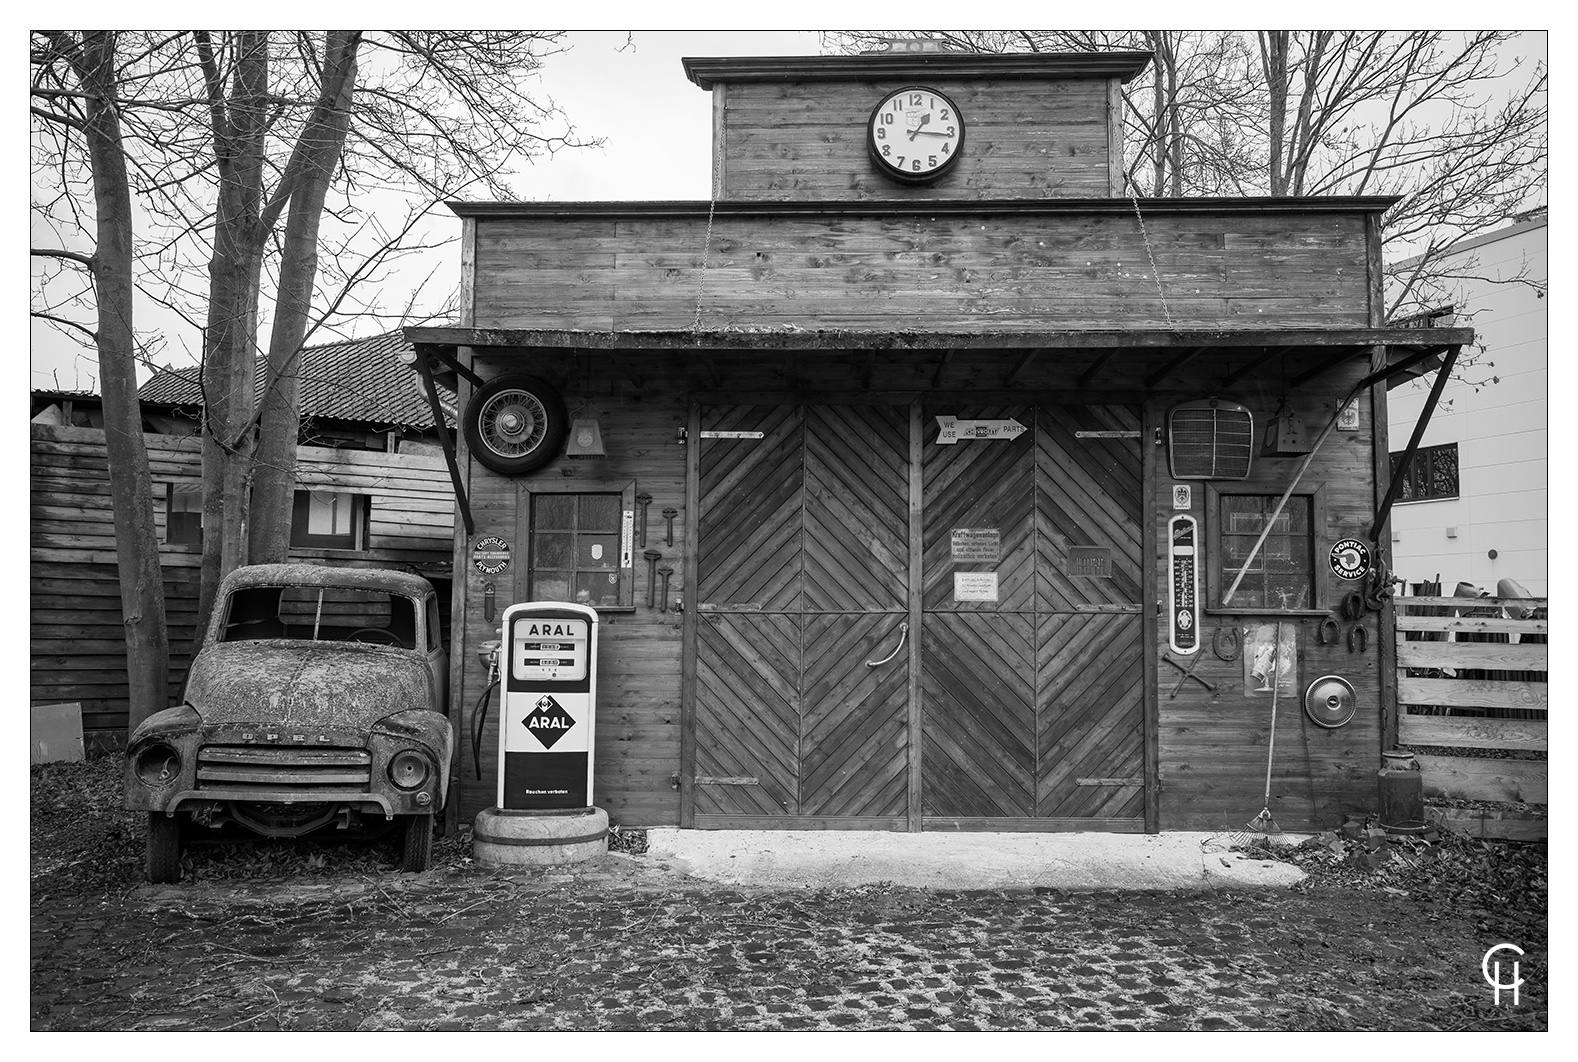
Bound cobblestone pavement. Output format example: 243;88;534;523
31;852;1545;1032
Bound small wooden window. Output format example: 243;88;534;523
164;483;203;546
1207;487;1325;612
524;483;636;611
1389;442;1459;502
290;490;369;550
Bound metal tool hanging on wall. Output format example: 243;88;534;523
635;493;653;547
643;549;663;609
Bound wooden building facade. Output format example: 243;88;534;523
30;333;457;746
408;49;1471;833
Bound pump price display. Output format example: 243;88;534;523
512;618;589;682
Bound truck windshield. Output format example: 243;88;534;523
220;584;418;648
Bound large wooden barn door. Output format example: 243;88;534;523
692;404;910;826
920;403;1146;829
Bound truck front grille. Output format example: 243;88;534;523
196;746;372;790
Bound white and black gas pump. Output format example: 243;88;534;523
499;601;597;808
472;601;609;864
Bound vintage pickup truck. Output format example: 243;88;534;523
125;564;453;882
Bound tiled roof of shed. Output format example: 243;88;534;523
138;330;452;430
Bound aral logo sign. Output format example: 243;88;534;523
524;695;575;749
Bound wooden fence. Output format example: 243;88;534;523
1394;594;1548;840
30;423;456;747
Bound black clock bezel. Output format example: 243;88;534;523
866;85;966;185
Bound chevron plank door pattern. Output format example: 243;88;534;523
694;405;910;822
692;402;1145;827
921;404;1146;825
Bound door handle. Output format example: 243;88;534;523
865;622;909;668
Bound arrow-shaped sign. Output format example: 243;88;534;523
935;416;1027;445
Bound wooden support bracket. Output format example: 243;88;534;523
1076;348;1121;388
412;346;475;536
1289;345;1366;387
1221;346;1288;387
930;348;954;388
1144;346;1206;389
1005;347;1041;385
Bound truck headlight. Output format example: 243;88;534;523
388;750;431;790
133;743;182;787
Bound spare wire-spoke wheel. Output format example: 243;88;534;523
463;374;567;475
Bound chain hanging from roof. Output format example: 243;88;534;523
692;146;723;334
1125;176;1176;330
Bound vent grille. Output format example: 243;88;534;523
1169;402;1254;480
196;746;371;790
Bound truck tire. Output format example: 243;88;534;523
400;813;434;872
147;811;182;884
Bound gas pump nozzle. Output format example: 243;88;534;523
478;638;502;674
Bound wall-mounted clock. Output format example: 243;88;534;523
866;86;966;184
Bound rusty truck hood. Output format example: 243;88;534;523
184;642;430;730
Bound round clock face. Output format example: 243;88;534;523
867;86;966;184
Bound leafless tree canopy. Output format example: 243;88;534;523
32;30;599;715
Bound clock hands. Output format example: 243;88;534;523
910;130;951;138
906;112;931;140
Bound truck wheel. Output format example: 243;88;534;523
400;814;434;872
147;812;183;884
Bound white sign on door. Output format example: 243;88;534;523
953;572;999;602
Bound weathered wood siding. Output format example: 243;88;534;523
470;207;1374;333
1149;357;1384;830
452;345;1387;832
716;79;1117;200
452;354;688;827
29;423;455;740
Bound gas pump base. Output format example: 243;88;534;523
472;806;609;867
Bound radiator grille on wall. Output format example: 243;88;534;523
1168;400;1254;480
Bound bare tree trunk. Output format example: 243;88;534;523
71;32;171;729
1260;31;1289;196
1144;31;1166;195
194;31;269;637
249;32;361;565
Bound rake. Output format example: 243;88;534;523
1247;620;1284;835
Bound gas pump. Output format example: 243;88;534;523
471;601;608;865
497;601;597;809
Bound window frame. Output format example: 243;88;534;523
1204;483;1328;615
290;489;370;551
1388;442;1460;503
519;480;638;613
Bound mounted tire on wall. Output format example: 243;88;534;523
463;374;567;475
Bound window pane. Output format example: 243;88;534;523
575;571;622;607
578;534;619;570
306;492;348;536
578;494;620;530
533;495;575;529
533;532;574;569
1265;573;1311;610
1218;493;1314;611
531;572;571;602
